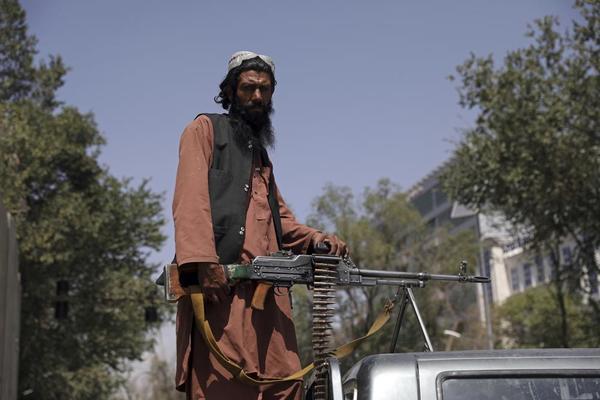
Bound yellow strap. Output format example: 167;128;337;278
331;299;395;359
190;292;395;386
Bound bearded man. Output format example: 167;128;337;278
172;51;347;399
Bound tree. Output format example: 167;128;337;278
298;179;484;370
441;0;600;347
0;0;65;108
119;354;185;400
494;286;600;348
0;1;168;398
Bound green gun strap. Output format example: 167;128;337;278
190;292;396;386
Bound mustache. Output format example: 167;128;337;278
232;98;273;123
244;101;268;111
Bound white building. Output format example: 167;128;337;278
407;162;599;347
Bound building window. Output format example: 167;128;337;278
413;190;433;216
523;263;532;288
434;188;448;208
549;257;559;280
562;246;573;265
535;255;545;284
590;270;598;295
511;268;520;292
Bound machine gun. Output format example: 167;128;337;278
160;251;488;301
158;250;490;400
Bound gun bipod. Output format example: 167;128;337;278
389;286;434;353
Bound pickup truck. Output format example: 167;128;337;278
334;348;600;400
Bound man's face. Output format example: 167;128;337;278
229;69;274;136
235;70;273;114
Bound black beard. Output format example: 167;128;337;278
229;97;275;150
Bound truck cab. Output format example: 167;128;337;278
340;348;600;400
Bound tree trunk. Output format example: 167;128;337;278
550;243;570;348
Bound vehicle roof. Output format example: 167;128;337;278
367;347;599;360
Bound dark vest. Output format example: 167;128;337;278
201;113;283;264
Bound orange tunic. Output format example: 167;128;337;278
173;116;319;399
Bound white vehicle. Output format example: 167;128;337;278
333;348;600;400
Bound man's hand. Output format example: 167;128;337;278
310;232;348;257
197;263;229;303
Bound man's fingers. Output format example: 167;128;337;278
339;238;348;257
314;233;327;243
312;232;350;257
209;285;230;303
206;291;219;303
325;239;339;256
313;233;349;257
327;236;349;256
202;287;225;303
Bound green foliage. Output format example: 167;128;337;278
442;0;599;266
495;286;600;348
145;355;186;400
118;354;185;400
0;1;167;398
292;285;313;366
0;0;35;102
299;180;484;370
0;0;66;108
441;0;600;347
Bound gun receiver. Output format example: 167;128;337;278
226;252;489;287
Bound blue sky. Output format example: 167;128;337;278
21;1;578;267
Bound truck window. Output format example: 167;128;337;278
441;376;600;400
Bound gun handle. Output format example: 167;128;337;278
251;282;273;310
163;263;202;302
314;242;331;254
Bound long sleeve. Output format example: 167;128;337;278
172;116;219;265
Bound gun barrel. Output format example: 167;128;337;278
373;278;426;287
354;268;490;283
